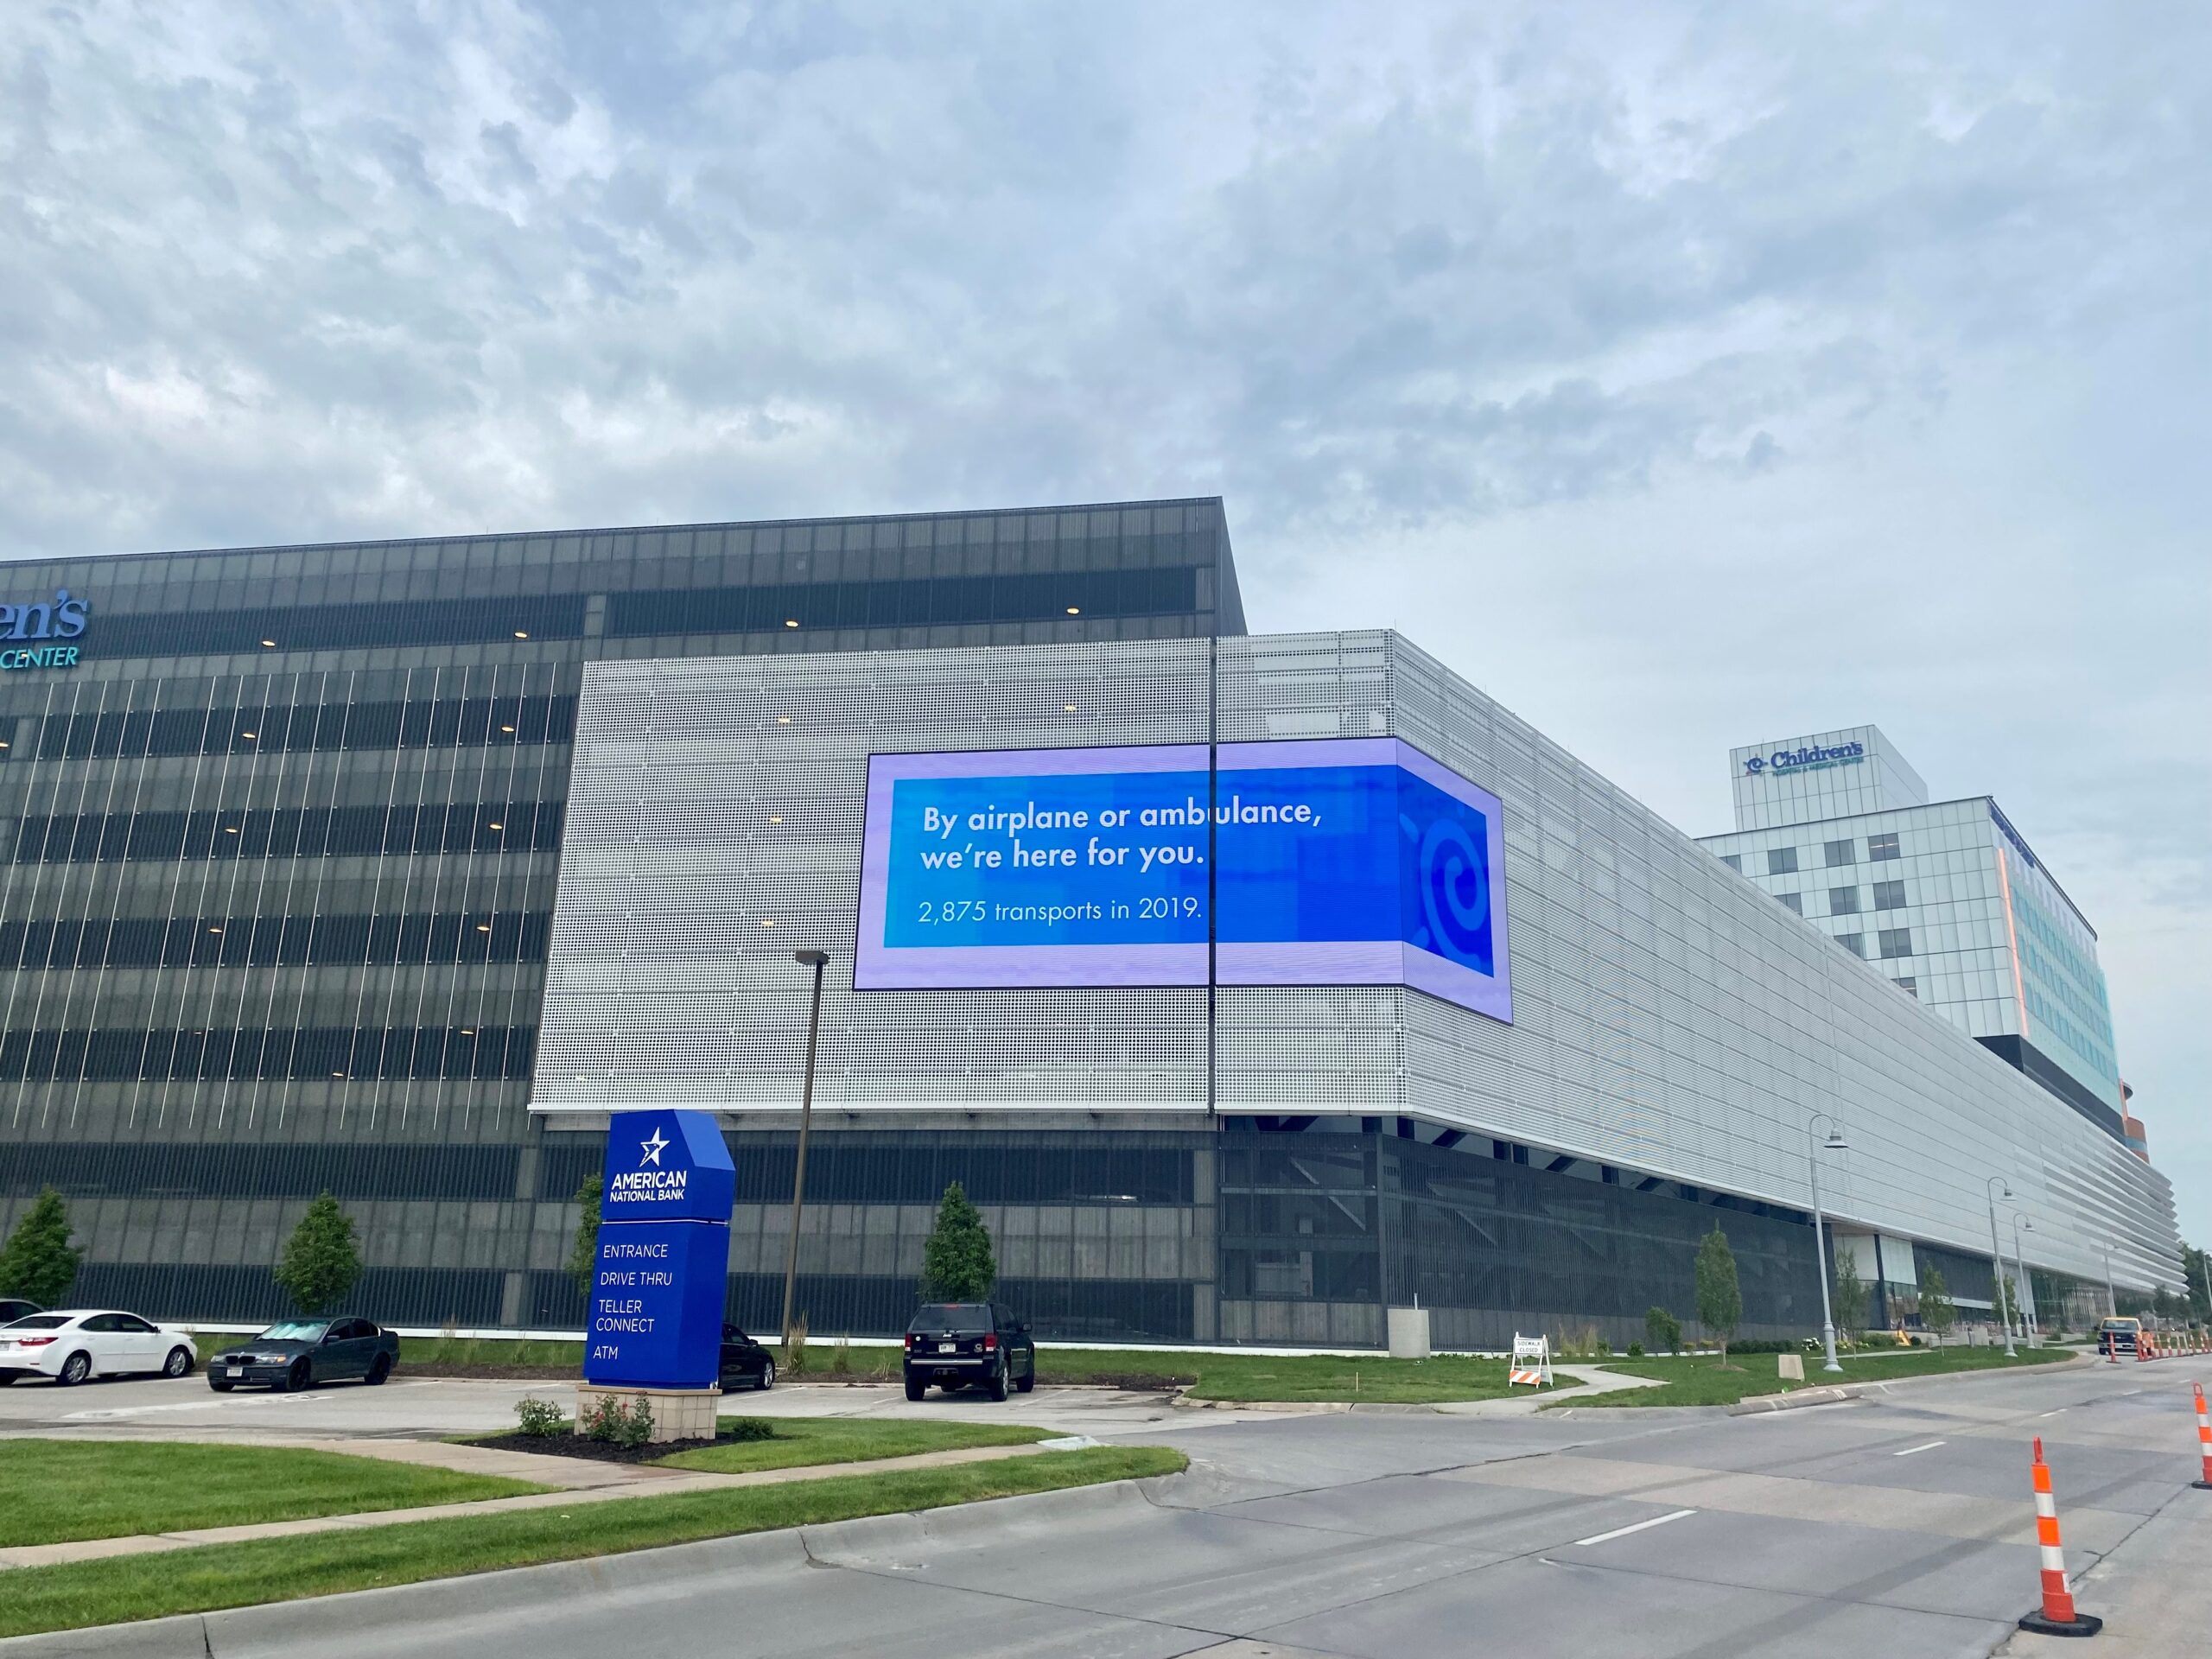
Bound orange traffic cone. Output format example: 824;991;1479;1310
2193;1383;2212;1492
2017;1436;2101;1637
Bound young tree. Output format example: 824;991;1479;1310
1830;1240;1870;1344
565;1170;603;1300
1694;1224;1743;1369
1918;1263;1957;1338
274;1192;364;1316
1644;1305;1681;1357
919;1181;996;1302
0;1186;84;1307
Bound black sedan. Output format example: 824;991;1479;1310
208;1318;398;1391
718;1324;776;1391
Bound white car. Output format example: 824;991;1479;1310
0;1309;198;1387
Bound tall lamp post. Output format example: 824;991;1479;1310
779;950;830;1352
1986;1177;2016;1357
2102;1245;2116;1322
2011;1211;2038;1348
1807;1115;1848;1374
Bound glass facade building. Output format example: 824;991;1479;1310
0;526;2181;1348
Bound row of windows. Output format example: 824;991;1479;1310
1734;830;1902;877
1793;880;1909;918
0;1025;535;1083
0;910;550;970
21;696;576;763
78;594;588;660
603;567;1201;639
2;1141;521;1201
10;802;563;865
1834;929;1914;961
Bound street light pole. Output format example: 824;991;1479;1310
1986;1177;2016;1357
2103;1245;2116;1322
2011;1211;2038;1349
779;950;830;1352
1807;1115;1847;1375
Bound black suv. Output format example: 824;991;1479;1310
903;1303;1036;1402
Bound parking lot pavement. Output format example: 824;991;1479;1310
0;1370;1282;1445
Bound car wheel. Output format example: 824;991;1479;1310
57;1351;91;1387
209;1375;233;1392
163;1345;194;1379
756;1358;775;1392
285;1359;311;1393
1015;1360;1035;1394
988;1360;1010;1402
904;1373;925;1402
365;1355;391;1387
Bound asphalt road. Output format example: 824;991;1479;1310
7;1357;2209;1659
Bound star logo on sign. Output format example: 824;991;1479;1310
639;1128;670;1166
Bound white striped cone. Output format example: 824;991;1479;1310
2031;1438;2079;1624
2194;1383;2212;1490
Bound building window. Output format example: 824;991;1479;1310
1895;977;1918;997
1872;880;1906;911
1878;928;1913;959
1719;854;1741;873
1868;831;1901;861
1825;839;1857;867
1837;933;1865;958
1766;847;1798;875
1778;892;1802;914
1829;887;1860;916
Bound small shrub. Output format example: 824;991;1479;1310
1645;1306;1681;1355
721;1418;777;1442
1552;1324;1609;1361
832;1336;850;1376
581;1393;656;1448
513;1396;565;1438
785;1313;810;1376
1626;1341;1644;1359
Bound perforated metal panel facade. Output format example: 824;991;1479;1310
538;629;2185;1325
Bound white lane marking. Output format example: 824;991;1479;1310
1892;1440;1947;1458
63;1392;333;1421
1574;1509;1697;1547
2038;1408;2067;1419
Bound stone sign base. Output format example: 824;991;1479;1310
575;1384;721;1443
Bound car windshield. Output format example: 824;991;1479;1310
257;1321;330;1342
909;1305;989;1335
5;1314;70;1330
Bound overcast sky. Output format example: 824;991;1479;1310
4;3;2206;1243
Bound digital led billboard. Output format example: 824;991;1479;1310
854;738;1510;1021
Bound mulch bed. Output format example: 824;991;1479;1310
470;1427;753;1463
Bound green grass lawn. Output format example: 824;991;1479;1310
0;1440;545;1548
658;1416;1049;1472
0;1445;1185;1639
1562;1344;2075;1408
383;1333;1579;1403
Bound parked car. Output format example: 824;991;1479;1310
0;1309;197;1386
717;1324;776;1391
207;1317;398;1391
2097;1317;2142;1357
0;1298;41;1326
902;1302;1036;1402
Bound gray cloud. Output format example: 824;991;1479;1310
2;0;2206;1230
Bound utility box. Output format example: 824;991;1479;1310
1387;1306;1432;1360
1777;1353;1805;1382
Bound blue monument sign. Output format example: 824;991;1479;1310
582;1108;735;1390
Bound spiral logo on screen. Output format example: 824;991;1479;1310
1405;812;1491;966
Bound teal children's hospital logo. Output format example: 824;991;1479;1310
0;591;89;670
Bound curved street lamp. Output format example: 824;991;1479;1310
1986;1176;2017;1357
1807;1115;1848;1374
2011;1211;2039;1348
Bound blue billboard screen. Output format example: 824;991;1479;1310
855;738;1510;1021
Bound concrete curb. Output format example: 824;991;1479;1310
1728;1385;1860;1415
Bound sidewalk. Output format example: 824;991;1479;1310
0;1437;1090;1573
